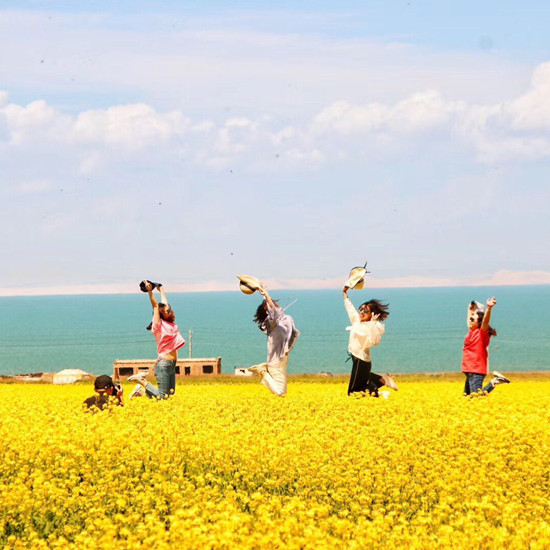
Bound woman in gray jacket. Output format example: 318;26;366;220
247;282;299;396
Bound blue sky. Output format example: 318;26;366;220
1;1;549;295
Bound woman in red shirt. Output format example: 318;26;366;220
462;297;510;396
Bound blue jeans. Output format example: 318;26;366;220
464;372;494;395
145;359;176;399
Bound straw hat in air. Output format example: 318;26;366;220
344;263;370;290
237;275;263;295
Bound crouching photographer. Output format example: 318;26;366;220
83;374;124;411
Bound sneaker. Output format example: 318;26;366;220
492;371;510;385
381;373;398;391
247;364;267;376
129;384;145;399
127;372;148;384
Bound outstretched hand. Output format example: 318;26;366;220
487;297;497;309
142;280;154;292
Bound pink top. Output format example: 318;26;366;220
152;318;185;358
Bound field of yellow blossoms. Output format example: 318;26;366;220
1;375;549;549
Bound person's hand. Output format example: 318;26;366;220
259;282;268;297
487;297;497;309
143;280;154;292
343;286;349;297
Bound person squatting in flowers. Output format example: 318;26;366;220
247;282;300;396
343;286;397;397
83;374;123;411
128;281;185;398
462;297;510;396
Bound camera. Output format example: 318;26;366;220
139;280;162;292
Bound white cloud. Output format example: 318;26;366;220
311;90;460;143
73;104;190;149
270;126;299;146
3;100;72;145
214;117;257;155
507;62;550;131
310;69;550;163
3;60;550;169
312;100;388;134
386;90;455;134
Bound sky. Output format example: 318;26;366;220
1;0;549;296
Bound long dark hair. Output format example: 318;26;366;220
158;303;170;320
361;299;390;321
253;300;268;330
253;299;281;331
146;303;172;331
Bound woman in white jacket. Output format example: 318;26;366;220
343;286;397;396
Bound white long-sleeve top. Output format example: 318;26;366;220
344;297;385;362
261;303;299;364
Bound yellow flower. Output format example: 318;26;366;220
0;378;549;548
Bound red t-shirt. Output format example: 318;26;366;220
461;328;491;374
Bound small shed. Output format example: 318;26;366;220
234;367;253;376
53;369;93;385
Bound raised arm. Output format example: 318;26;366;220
342;286;359;324
481;297;496;332
259;282;275;310
143;280;160;324
158;284;168;306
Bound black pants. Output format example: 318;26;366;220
348;355;384;396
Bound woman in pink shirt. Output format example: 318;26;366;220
128;281;185;398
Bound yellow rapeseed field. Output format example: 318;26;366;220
1;377;549;549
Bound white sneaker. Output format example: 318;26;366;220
381;373;398;391
127;372;148;384
247;364;267;376
492;371;510;385
129;384;145;399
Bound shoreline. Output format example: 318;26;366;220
2;370;550;384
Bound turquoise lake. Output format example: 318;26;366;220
0;286;548;376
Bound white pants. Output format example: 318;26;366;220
259;355;288;396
